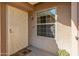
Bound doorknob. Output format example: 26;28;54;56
76;36;79;40
9;29;13;33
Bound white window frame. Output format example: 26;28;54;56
35;7;57;39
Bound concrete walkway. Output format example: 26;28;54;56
26;46;55;56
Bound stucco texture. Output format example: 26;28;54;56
29;2;71;55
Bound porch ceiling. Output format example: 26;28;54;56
7;2;34;12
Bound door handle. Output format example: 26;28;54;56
76;36;79;40
9;29;13;33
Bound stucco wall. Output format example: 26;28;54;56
7;5;28;55
29;3;71;55
71;3;78;56
77;2;79;36
0;4;1;55
77;2;79;55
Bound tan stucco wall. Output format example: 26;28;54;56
7;5;28;55
77;2;79;36
0;4;1;55
77;2;79;55
1;3;7;56
71;3;78;56
29;3;71;55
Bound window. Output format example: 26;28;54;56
37;8;56;38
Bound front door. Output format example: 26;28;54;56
7;5;28;55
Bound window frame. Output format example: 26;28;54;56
35;7;57;39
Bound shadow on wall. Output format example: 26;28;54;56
56;2;71;54
57;3;71;27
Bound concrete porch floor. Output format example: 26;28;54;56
26;46;56;56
